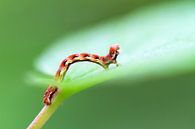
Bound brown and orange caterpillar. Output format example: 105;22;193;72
43;44;120;105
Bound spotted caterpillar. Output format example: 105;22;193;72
43;44;120;105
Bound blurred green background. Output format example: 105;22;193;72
0;0;195;129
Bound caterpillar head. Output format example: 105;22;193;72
109;44;120;61
104;44;120;66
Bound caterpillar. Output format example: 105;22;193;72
43;44;120;105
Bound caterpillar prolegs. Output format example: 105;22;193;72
43;44;120;105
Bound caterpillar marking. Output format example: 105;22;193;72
43;44;120;105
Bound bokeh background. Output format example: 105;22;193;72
0;0;195;129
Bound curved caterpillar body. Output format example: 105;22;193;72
43;44;120;105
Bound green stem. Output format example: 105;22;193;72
27;81;92;129
27;90;70;129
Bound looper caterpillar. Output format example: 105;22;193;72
43;44;120;105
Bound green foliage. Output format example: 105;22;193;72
1;0;195;128
34;1;195;96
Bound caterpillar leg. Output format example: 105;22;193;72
112;60;119;67
43;86;58;105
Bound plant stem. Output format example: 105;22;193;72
27;106;52;129
27;90;70;129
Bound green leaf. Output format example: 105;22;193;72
34;1;195;94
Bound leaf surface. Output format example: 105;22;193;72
34;1;195;93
